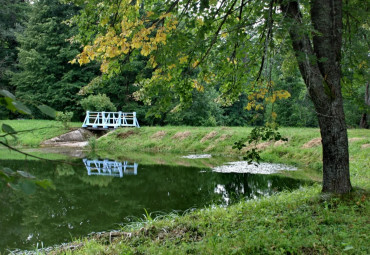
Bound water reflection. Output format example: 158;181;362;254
83;159;138;178
0;159;310;253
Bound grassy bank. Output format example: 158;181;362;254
51;126;368;254
1;121;369;254
95;126;369;155
53;186;368;255
95;126;369;183
0;119;81;147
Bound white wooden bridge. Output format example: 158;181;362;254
83;159;138;178
82;111;140;129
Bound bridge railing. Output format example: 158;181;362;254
82;111;140;129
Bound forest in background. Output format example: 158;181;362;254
0;0;368;128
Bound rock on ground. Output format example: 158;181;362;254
41;128;94;147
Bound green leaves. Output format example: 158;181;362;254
11;100;32;115
246;126;287;144
243;148;262;165
0;89;16;100
35;179;55;190
17;180;37;195
1;123;17;141
0;89;57;119
38;104;57;118
233;126;288;164
17;170;36;179
0;89;32;115
0;167;55;195
2;123;16;135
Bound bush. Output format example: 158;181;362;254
80;94;117;112
56;111;73;129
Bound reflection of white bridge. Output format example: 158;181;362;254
82;111;140;129
83;159;138;178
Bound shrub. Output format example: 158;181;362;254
80;94;117;112
56;111;73;129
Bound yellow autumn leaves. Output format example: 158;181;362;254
245;84;291;120
72;10;178;74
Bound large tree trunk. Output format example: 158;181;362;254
281;0;352;193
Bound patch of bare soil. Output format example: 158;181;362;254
175;160;191;166
349;137;364;142
302;138;322;148
361;144;370;149
240;141;272;152
256;141;274;150
155;158;166;165
200;131;218;143
204;145;215;152
151;131;167;139
172;131;191;140
240;139;287;152
274;140;288;147
116;130;137;139
98;131;112;139
215;134;231;142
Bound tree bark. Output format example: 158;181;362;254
359;113;368;129
281;0;352;193
360;83;370;128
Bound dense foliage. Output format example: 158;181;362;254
10;0;98;120
0;0;367;128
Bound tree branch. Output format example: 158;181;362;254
194;0;238;68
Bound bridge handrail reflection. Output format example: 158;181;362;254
83;159;138;178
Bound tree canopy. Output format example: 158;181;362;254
0;0;369;193
69;0;370;193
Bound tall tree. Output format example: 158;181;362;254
11;0;98;118
279;1;351;193
0;0;29;89
72;0;364;193
0;0;30;118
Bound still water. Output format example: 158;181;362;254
0;157;308;252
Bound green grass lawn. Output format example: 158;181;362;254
0;119;81;147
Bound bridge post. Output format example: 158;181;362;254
102;111;107;128
133;112;140;128
92;112;98;128
118;111;122;127
82;111;89;127
134;163;138;175
118;161;123;177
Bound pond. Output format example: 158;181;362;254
0;156;309;253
